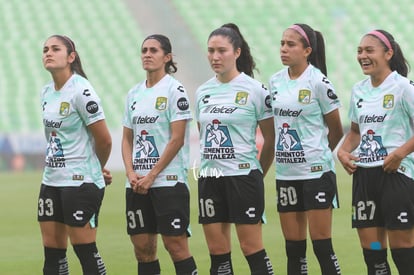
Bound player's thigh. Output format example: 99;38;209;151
235;223;264;255
388;228;414;248
130;233;158;261
357;227;387;249
202;223;232;254
68;224;98;245
161;233;191;261
307;208;333;240
39;221;68;248
279;211;307;240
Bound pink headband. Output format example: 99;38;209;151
368;30;392;50
289;24;310;47
62;35;76;53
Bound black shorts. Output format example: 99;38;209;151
276;171;339;213
352;167;414;230
125;182;191;236
198;169;265;224
37;183;105;227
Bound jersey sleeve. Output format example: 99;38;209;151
348;86;359;123
315;75;341;115
74;80;106;126
401;79;414;120
255;82;273;121
168;80;192;122
194;87;203;122
122;90;133;129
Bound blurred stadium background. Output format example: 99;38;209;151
1;0;413;171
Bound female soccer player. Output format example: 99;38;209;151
269;23;343;275
38;35;112;275
121;34;197;274
338;29;414;275
195;23;275;274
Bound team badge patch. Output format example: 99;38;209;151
166;175;178;181
298;89;311;104
155;97;167;110
235;91;249;105
59;102;70;116
383;94;394;109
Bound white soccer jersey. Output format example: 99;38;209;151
195;73;272;176
269;65;341;180
41;74;106;188
349;71;414;178
123;74;192;188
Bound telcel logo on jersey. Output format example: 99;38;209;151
132;115;159;124
358;114;387;124
274;108;303;117
43;119;62;128
204;105;238;114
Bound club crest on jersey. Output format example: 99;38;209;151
298;90;311;104
383;94;394;109
59;102;70;116
155;97;167;110
235;91;249;105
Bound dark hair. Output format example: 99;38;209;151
208;23;257;77
366;29;410;77
143;34;177;74
48;35;87;79
291;23;327;76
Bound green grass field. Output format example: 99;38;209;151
0;165;398;274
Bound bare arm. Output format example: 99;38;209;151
88;119;112;184
324;109;344;151
121;126;140;188
258;117;275;177
88;120;112;168
337;122;360;175
383;136;414;173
